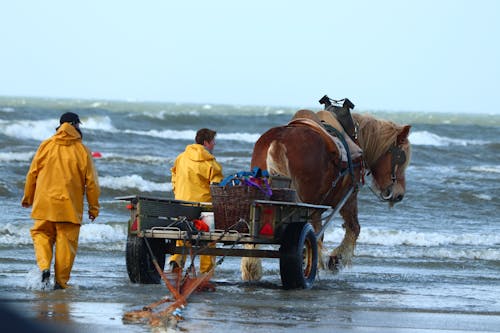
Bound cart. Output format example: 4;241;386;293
117;186;353;290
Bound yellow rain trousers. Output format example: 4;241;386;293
168;143;223;273
30;220;80;289
170;240;214;273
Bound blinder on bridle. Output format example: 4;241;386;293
388;144;407;183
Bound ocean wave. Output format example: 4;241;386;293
356;247;500;261
123;128;196;140
94;152;170;164
121;103;296;118
80;115;117;132
123;128;260;143
0;106;15;112
99;174;171;192
218;132;261;143
6;109;488;148
79;223;127;244
0;152;33;162
470;166;500;174
0;222;128;247
0;223;32;246
3;222;499;260
0;116;117;141
1;119;58;141
324;226;500;247
473;193;493;201
410;130;490;146
92;152;248;167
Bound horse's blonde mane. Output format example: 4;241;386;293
352;113;403;167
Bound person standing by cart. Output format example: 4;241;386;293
169;128;223;273
21;112;100;290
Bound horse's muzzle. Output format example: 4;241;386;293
381;185;404;203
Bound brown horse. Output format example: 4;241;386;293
241;110;411;281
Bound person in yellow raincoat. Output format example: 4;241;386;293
169;128;223;273
21;112;100;290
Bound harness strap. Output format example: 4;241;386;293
321;122;355;183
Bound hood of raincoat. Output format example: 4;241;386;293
184;143;216;162
22;123;100;223
171;144;223;202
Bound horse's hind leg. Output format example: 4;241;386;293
309;210;326;270
241;244;263;281
328;194;360;271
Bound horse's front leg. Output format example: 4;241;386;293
328;194;360;271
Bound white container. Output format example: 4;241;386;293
200;212;215;230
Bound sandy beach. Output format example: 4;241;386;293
2;267;500;333
3;296;500;333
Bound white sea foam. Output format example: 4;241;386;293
470;165;500;174
0;115;117;141
0;115;260;143
139;110;171;119
124;128;196;140
0;223;33;246
79;223;126;243
1;119;58;141
324;226;500;247
99;174;171;192
96;152;170;164
410;130;489;146
473;193;493;201
123;128;260;143
217;132;261;143
356;246;500;261
3;222;499;260
25;267;53;291
78;223;127;251
0;151;33;162
81;115;117;131
0;222;127;250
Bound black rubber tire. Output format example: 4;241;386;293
279;223;318;289
126;235;166;284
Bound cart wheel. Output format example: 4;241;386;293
126;234;166;284
279;223;318;289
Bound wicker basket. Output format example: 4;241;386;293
210;185;296;232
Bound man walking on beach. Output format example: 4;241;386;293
21;112;100;290
168;128;223;273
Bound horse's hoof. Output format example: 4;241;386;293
327;255;341;273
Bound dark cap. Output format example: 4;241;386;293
59;112;81;125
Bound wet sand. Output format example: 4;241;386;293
2;282;500;333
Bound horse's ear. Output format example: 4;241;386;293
397;125;411;144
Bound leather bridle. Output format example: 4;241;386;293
387;143;407;184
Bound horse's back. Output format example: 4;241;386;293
251;124;341;203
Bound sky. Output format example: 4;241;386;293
1;0;499;113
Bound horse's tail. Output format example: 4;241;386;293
266;140;290;177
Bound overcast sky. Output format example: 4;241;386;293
1;1;499;113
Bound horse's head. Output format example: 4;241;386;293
353;114;411;206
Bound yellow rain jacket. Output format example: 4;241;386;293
22;123;100;223
171;143;223;202
170;143;223;273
